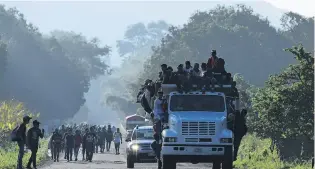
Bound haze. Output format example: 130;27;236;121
2;0;313;66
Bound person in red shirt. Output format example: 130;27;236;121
207;50;218;69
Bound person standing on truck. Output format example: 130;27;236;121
51;128;63;162
26;120;44;169
74;129;82;161
113;128;122;155
105;125;113;151
207;50;218;69
152;90;164;135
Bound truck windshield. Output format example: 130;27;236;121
169;95;225;112
132;129;154;140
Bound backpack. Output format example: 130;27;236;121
11;125;21;142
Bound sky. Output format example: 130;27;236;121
1;0;314;66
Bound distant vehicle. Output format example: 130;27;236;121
125;114;146;131
125;125;156;168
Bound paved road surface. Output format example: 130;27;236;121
40;142;214;169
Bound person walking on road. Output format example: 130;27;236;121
26;120;44;169
14;115;32;169
105;125;113;152
65;128;75;162
113;128;122;155
51;128;63;162
74;129;82;161
82;128;89;160
83;127;97;162
99;127;107;153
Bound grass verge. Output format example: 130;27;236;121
0;139;49;169
233;134;312;169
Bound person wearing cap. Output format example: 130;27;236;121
207;50;218;69
26;120;44;169
16;115;32;169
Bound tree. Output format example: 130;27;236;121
251;45;314;159
139;4;303;86
280;12;314;51
116;20;169;57
0;6;111;122
104;21;169;116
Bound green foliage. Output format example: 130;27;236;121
0;6;111;122
234;134;311;169
0;139;48;169
252;45;313;140
0;100;40;145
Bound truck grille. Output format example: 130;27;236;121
139;143;152;150
182;121;216;136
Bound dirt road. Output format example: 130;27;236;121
40;143;213;169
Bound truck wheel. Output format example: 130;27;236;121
212;161;221;169
162;156;176;169
127;155;134;168
222;146;233;169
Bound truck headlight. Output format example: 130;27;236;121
164;137;177;142
131;144;139;150
220;138;233;143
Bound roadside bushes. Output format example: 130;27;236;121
234;134;311;169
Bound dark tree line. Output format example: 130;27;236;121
0;6;110;123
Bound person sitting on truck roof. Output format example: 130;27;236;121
159;64;168;81
184;61;193;73
200;62;207;77
191;63;201;77
212;58;227;74
207;50;218;69
162;66;173;84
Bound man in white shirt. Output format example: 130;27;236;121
113;128;122;155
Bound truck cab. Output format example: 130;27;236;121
160;84;235;169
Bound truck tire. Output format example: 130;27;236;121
212;161;221;169
222;146;233;169
162;155;176;169
127;155;134;168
